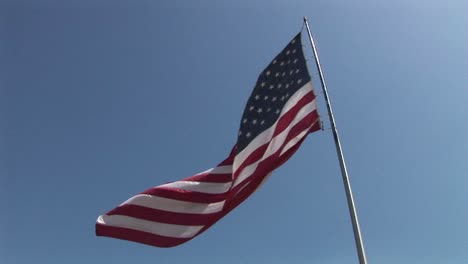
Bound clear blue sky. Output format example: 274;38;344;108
2;0;467;263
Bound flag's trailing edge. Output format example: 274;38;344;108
95;32;321;248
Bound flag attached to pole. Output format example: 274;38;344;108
96;32;321;247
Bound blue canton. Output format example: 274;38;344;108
236;33;311;153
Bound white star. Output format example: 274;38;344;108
272;97;277;102
261;82;266;87
266;71;271;76
285;93;289;98
285;83;289;88
249;106;254;111
295;69;300;74
267;107;271;112
292;49;296;54
275;72;280;77
252;119;257;125
297;79;302;84
293;58;298;64
275;109;280;114
260;120;265;125
281;96;285;101
264;95;269;100
246;132;251;138
255;95;260;100
239;131;242;136
280;61;285;66
282;72;286;77
269;85;274;90
243;118;247;123
272;59;277;64
257;108;263;113
289;70;294;75
291;39;296;44
287;60;291;64
286;50;290;55
277;83;282;88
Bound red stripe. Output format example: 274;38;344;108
185;172;232;183
226;135;310;211
230;107;319;191
224;130;313;211
107;204;221;226
283;110;319;142
141;187;227;203
308;111;321;133
233;144;268;180
96;223;190;248
233;92;316;179
276;136;308;169
273;91;316;138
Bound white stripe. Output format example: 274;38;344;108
97;215;203;238
233;82;314;173
280;120;318;156
122;194;225;214
231;171;272;199
194;165;232;176
261;101;316;157
159;180;231;194
232;99;317;187
233;161;261;188
231;179;252;198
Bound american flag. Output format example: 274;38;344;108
96;32;321;247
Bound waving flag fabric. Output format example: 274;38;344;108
96;32;321;247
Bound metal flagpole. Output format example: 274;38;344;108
303;17;368;264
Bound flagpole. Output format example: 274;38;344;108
303;17;368;264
